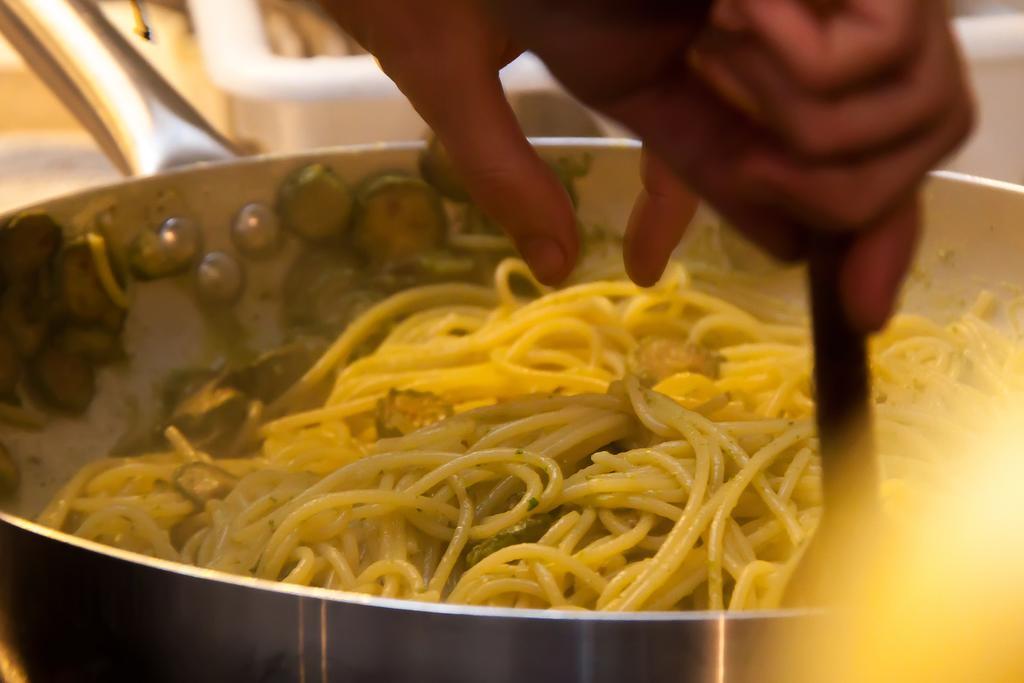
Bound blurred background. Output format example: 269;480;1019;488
2;0;1024;210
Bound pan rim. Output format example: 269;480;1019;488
0;509;819;622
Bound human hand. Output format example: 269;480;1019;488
484;0;974;330
316;0;699;287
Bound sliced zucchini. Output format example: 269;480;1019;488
277;163;353;242
225;342;320;405
0;333;20;399
419;136;470;202
1;276;53;357
351;174;447;263
56;240;120;324
406;251;477;280
172;463;238;507
465;513;555;567
160;368;222;416
282;250;362;331
0;442;18;496
29;345;96;414
127;225;195;280
0;212;62;283
166;383;250;455
375;388;452;438
53;325;123;364
375;250;479;291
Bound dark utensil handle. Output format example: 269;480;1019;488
808;235;878;525
783;236;880;607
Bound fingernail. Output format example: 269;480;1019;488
520;237;567;285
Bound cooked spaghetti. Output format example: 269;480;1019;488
39;257;1024;611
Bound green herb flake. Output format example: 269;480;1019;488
527;497;539;511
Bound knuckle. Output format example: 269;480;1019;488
782;110;843;159
793;28;918;95
874;28;917;72
820;181;896;229
872;5;923;71
777;177;883;230
827;198;882;230
791;63;844;95
740;156;885;229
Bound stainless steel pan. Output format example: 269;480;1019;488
0;2;1020;681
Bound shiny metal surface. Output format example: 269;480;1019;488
232;202;282;258
156;215;203;267
0;514;813;683
0;0;237;175
196;250;245;304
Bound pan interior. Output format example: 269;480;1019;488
0;141;1020;615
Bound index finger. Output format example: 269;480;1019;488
388;59;579;285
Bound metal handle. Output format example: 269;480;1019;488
0;0;238;176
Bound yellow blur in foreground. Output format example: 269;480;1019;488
780;404;1024;683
